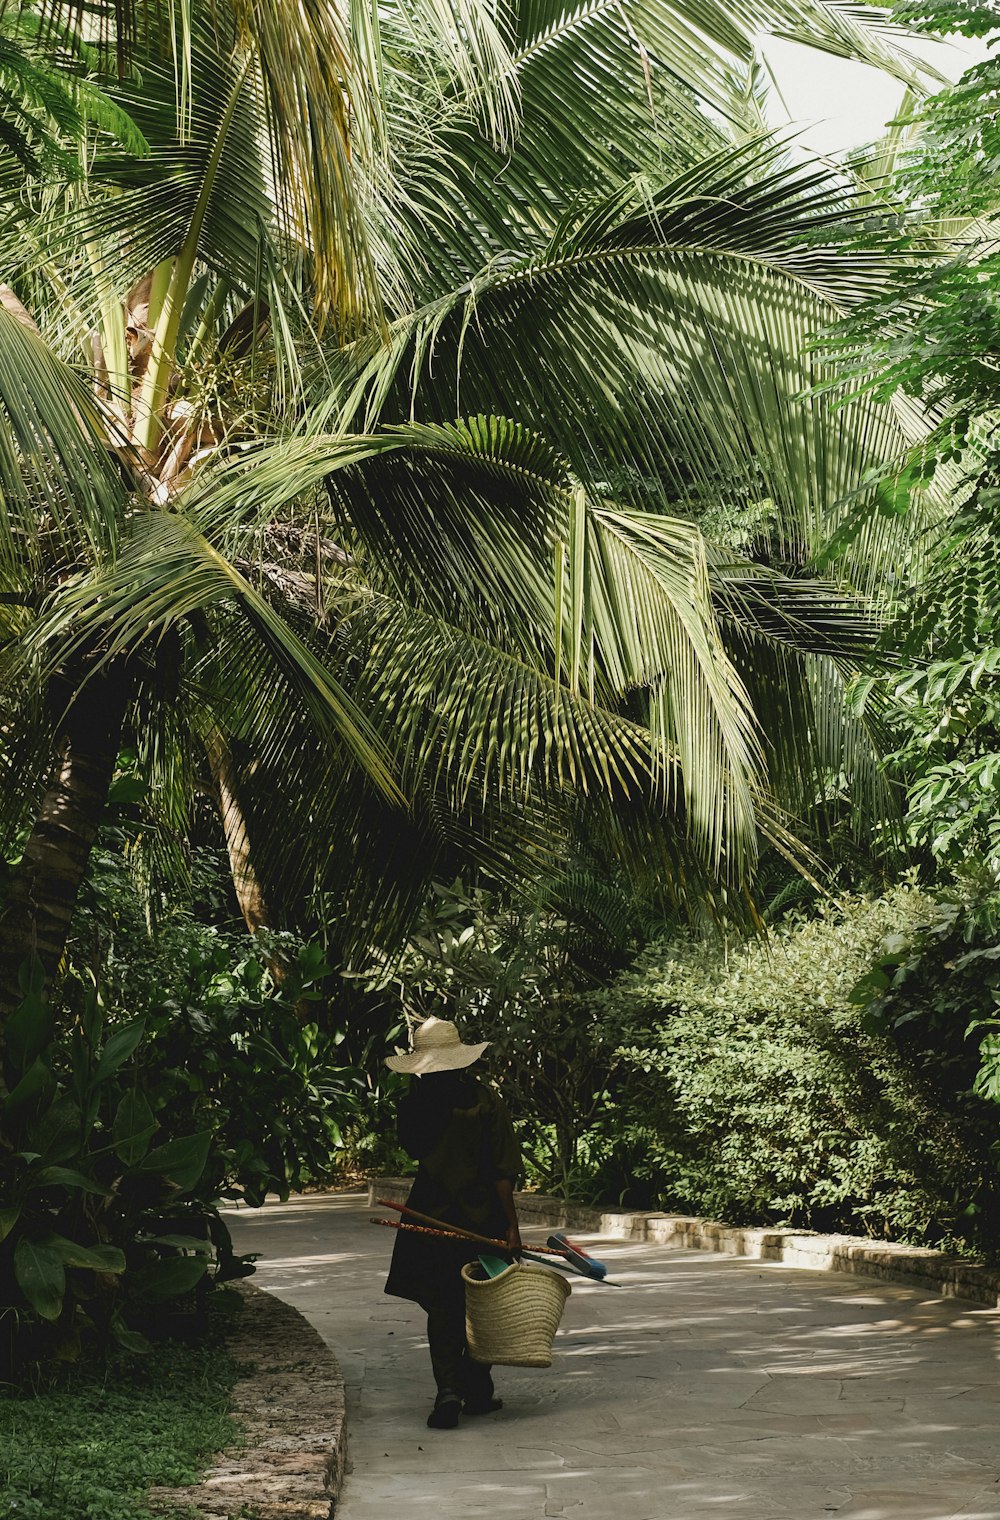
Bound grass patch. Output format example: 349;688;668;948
0;1315;241;1520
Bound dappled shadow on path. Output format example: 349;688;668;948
226;1195;1000;1520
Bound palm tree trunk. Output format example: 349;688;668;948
205;729;273;938
0;665;130;1026
204;732;301;990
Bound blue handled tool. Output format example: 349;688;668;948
548;1233;609;1279
478;1250;618;1285
477;1249;579;1277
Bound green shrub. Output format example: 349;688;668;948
64;841;364;1205
1;964;249;1369
585;885;1000;1257
1;928;362;1367
120;933;362;1206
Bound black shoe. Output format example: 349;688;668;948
427;1395;462;1429
463;1396;503;1416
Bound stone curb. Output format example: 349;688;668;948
371;1178;1000;1309
149;1280;346;1520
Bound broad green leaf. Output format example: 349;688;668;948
113;1091;157;1165
3;1058;56;1118
848;968;890;1005
34;1166;112;1197
973;1034;1000;1104
138;1130;212;1190
29;1096;83;1163
144;1233;213;1256
16;958;45;998
130;1255;210;1302
94;1020;146;1082
48;1235;126;1272
14;1237;65;1320
5;982;54;1079
0;1207;21;1242
110;1315;152;1354
106;775;149;805
81;988;102;1048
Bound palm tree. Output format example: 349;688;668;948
0;0;941;1037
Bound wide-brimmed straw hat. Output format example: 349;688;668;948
385;1016;489;1076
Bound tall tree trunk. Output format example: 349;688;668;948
0;665;130;1027
205;729;273;938
204;731;297;989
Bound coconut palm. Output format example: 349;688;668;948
0;0;941;1032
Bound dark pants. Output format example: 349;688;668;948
426;1297;494;1405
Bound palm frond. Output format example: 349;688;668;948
322;142;913;585
183;399;909;870
183;414;777;866
55;32;274;299
18;509;401;800
0;303;124;583
586;506;763;864
228;0;382;331
367;0;946;309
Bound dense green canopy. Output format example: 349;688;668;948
0;0;946;993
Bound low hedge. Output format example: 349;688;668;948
586;884;1000;1258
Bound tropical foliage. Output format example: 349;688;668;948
4;0;1000;1381
0;0;952;1045
834;6;1000;917
0;851;359;1362
586;885;1000;1255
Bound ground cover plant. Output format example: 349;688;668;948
0;1320;240;1520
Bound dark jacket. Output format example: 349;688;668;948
383;1071;521;1308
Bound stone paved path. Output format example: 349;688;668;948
224;1192;1000;1520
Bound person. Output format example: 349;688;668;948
383;1016;522;1430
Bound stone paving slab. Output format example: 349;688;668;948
224;1192;1000;1520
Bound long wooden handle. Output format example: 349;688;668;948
372;1218;587;1274
375;1196;517;1251
371;1217;502;1246
369;1209;613;1282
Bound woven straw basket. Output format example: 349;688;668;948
461;1260;571;1368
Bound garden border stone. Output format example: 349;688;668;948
372;1177;1000;1308
148;1279;346;1520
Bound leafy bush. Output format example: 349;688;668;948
853;883;1000;1112
65;839;364;1203
584;885;1000;1257
115;933;362;1205
1;925;363;1367
360;877;640;1196
1;964;248;1368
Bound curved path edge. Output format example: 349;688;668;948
149;1279;346;1520
372;1177;1000;1308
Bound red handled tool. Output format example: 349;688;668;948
376;1196;563;1254
548;1232;609;1279
373;1198;618;1284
